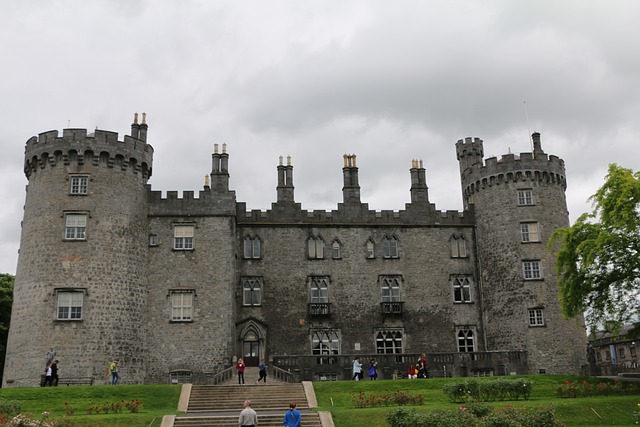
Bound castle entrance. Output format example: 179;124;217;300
242;330;260;367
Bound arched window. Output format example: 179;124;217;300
376;330;403;354
332;240;341;259
242;277;262;306
311;330;340;355
366;239;375;259
382;237;399;258
308;236;324;259
450;234;467;258
453;276;472;303
243;236;261;259
457;329;475;352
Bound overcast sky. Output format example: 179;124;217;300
1;0;638;275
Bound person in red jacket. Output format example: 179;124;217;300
236;358;246;384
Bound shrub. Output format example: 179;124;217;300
0;398;22;416
443;379;533;403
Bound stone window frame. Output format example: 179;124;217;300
456;326;476;352
331;239;342;260
375;329;404;354
380;275;402;302
382;235;399;259
309;276;329;304
149;234;159;247
242;276;263;306
365;238;376;259
450;234;468;258
63;211;88;241
517;188;535;206
307;235;325;259
243;235;262;259
169;289;195;322
452;275;473;303
173;223;195;251
69;174;89;195
311;329;341;356
520;222;540;243
54;288;86;321
522;260;543;280
527;307;545;327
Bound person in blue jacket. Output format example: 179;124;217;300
283;401;301;427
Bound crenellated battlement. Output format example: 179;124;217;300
457;134;567;201
236;202;473;226
24;128;154;179
147;188;236;216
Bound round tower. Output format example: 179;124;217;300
457;133;586;374
3;118;153;387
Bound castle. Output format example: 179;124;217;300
3;114;586;386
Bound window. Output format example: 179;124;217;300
170;370;192;384
311;330;340;355
528;308;545;326
64;213;87;240
383;237;399;258
376;330;404;354
70;175;88;194
631;346;637;357
308;236;324;259
619;348;626;359
450;235;467;258
242;277;262;306
332;240;341;259
523;261;542;279
520;222;540;242
310;276;329;303
381;276;401;302
174;225;194;250
243;236;261;259
149;234;158;246
517;189;534;205
56;290;83;320
170;291;193;321
366;240;375;259
457;329;475;352
605;350;611;361
453;276;472;303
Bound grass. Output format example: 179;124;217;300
0;384;182;426
0;375;639;426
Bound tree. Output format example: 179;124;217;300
550;164;640;332
0;273;14;383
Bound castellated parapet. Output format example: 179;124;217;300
456;134;566;209
24;128;153;180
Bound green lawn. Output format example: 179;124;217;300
0;375;639;426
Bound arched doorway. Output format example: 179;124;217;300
242;329;260;367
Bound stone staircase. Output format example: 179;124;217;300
166;381;329;427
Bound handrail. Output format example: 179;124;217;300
269;365;294;383
206;366;234;385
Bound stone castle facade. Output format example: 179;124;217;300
3;115;586;386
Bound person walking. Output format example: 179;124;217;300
236;358;246;385
238;399;258;427
109;359;119;385
283;401;301;427
352;356;362;381
50;360;59;386
368;358;378;380
256;358;267;384
42;363;53;386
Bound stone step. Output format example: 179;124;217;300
174;412;322;427
187;383;309;413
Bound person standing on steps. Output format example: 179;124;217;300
256;358;267;384
283;401;301;427
238;399;258;427
236;358;246;385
